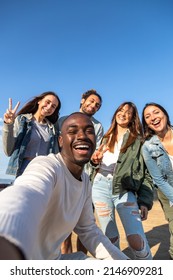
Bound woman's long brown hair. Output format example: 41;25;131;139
103;102;143;153
17;91;61;124
142;102;171;140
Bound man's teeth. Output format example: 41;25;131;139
75;145;89;149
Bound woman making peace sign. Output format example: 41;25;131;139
91;101;154;260
3;91;61;177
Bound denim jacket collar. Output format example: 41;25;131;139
22;113;55;133
148;135;161;145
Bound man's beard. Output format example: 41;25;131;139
81;107;93;117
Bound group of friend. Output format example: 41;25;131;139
0;89;172;260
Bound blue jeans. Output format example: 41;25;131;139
92;173;152;260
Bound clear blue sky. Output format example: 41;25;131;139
0;0;173;180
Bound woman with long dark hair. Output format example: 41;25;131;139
3;91;61;177
142;102;173;259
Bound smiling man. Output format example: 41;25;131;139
58;89;104;254
0;112;128;260
58;89;103;151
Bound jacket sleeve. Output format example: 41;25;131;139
142;143;173;203
95;124;104;149
136;150;154;210
2;117;20;156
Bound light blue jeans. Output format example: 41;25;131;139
92;173;152;260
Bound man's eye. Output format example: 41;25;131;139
68;130;77;134
86;129;95;134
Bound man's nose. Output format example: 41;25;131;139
77;130;87;138
90;102;97;108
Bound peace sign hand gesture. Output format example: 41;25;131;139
4;98;20;124
91;143;109;165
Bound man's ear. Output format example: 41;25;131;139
58;135;63;148
81;98;85;105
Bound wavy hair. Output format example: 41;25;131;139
103;102;143;153
80;89;102;108
142;102;171;139
17;91;61;124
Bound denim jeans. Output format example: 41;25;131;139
92;173;152;260
157;189;173;259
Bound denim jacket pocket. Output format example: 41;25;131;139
151;150;163;159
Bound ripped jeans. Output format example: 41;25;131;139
92;173;152;260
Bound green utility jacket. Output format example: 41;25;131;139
91;132;154;210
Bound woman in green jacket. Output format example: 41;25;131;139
91;101;154;260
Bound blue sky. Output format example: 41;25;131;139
0;0;173;180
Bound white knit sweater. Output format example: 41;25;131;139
0;153;127;260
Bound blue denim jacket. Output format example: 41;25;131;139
142;134;173;203
4;114;59;176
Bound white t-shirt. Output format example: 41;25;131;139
168;154;173;170
99;137;123;173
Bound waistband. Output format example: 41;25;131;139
97;169;113;178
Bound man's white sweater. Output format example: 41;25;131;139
0;153;127;260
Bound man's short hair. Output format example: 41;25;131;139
80;89;102;108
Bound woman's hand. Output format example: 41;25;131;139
91;143;109;165
140;205;148;221
4;98;20;124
